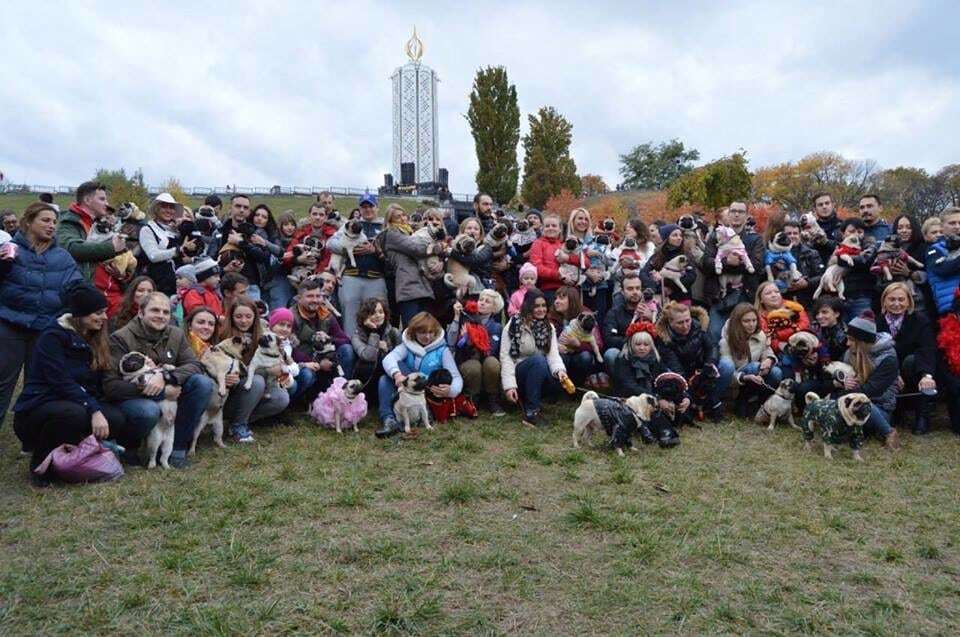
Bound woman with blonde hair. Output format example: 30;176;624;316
612;325;664;398
842;310;900;449
380;204;441;325
754;280;810;355
875;281;937;434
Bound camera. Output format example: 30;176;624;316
602;219;615;232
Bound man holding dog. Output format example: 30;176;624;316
57;181;127;281
327;194;386;335
103;292;213;469
700;201;764;342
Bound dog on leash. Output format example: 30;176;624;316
119;352;178;469
310;377;368;433
814;234;862;299
800;392;873;461
394;372;432;432
328;219;367;277
572;392;658;455
754;378;798;430
562;312;603;363
189;345;238;454
243;332;289;399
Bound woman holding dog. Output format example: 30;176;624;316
549;286;605;388
528;214;576;305
640;224;697;305
720;303;783;417
13;281;139;486
754;281;810;355
376;312;463;437
500;289;569;428
139;193;195;295
380;205;443;326
447;290;505;415
841;311;900;450
875;282;937;435
0;202;82;424
218;296;291;442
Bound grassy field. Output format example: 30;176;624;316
2;400;960;635
0;193;424;219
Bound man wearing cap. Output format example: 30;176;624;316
56;180;127;281
138;193;199;295
699;202;765;342
181;258;223;318
327;194;386;335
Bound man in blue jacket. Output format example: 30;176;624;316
926;206;960;316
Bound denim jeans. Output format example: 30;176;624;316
603;347;621;377
736;361;784;388
563;351;599;385
398;298;429;327
117;373;214;452
287;366;317;403
713;358;736;406
865;404;893;439
515;354;558;415
843;296;872;324
265;278;294;313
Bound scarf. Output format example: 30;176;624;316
509;316;552;360
187;330;210;357
68;202;94;233
460;300;491;356
388;221;413;235
884;313;904;338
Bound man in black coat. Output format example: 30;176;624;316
602;274;643;373
782;220;825;307
699;202;765;342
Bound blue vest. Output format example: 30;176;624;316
405;343;446;378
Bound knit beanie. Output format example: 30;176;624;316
61;279;107;317
194;258;220;284
268;307;295;329
847;310;878;343
659;223;680;242
175;264;197;285
519;262;538;281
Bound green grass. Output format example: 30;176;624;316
0;193;424;218
2;401;960;634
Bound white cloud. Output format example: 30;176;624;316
1;0;957;196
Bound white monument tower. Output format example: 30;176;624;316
391;27;439;185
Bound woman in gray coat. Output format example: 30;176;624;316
379;204;444;326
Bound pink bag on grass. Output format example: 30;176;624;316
33;435;124;483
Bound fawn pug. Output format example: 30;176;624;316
754;378;798;430
572;392;658;455
189;345;239;454
814;234;861;299
800;392;874;461
119;352;178;469
393;372;432;433
328;219;367;277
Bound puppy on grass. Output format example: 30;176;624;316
754;378;798;430
394;372;432;433
119;352;178;469
572;392;658;455
800;392;873;461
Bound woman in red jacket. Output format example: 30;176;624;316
528;214;579;305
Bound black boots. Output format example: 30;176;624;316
912;397;932;435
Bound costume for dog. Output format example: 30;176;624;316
592;398;655;449
310;377;368;430
800;397;864;450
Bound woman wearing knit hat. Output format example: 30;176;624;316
508;262;538;317
640;224;697;305
842;310;900;450
12;280;143;486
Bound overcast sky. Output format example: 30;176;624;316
1;1;958;196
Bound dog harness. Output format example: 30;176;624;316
593;398;640;450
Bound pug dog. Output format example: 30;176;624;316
444;234;483;298
824;361;857;389
119;352;178;469
754;378;798;430
328;219;366;277
189;345;239;454
659;254;689;294
394;372;432;433
562;312;603;364
800;392;873;461
799;212;827;244
555;236;584;285
572;392;658;455
510;219;537;252
87;215;139;280
871;235;925;282
287;235;325;288
243;332;289;399
412;221;448;281
485;222;512;269
814;234;861;299
765;231;801;289
715;225;753;276
311;378;367;433
311;330;344;377
786;331;820;361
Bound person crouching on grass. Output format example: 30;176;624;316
13;281;143;487
376;312;464;438
500;289;570;428
447;289;505;416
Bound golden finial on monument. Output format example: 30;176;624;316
405;26;423;63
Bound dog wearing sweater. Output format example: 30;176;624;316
715;225;754;296
572;392;658;455
563;312;603;364
814;234;861;299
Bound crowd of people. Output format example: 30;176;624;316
3;181;960;486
